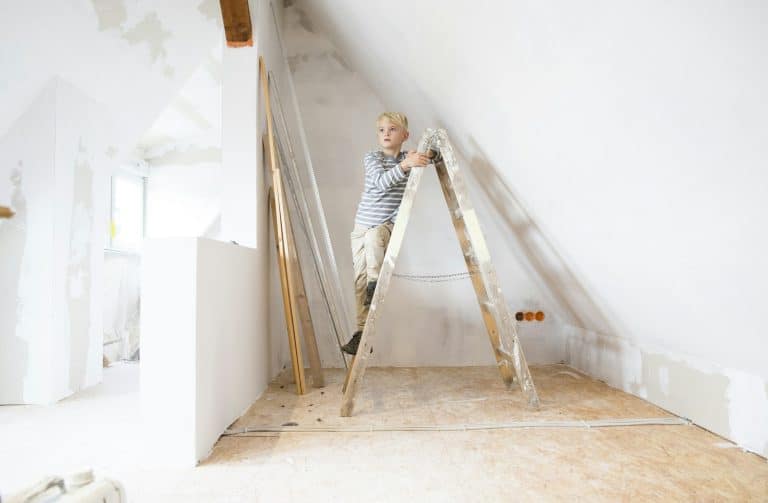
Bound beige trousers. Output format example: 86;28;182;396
350;221;394;331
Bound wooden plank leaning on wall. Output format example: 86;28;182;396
260;56;324;394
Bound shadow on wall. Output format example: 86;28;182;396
462;136;618;339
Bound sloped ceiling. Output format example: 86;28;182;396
291;0;768;378
137;42;223;162
0;0;222;154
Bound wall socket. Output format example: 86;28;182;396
515;311;545;322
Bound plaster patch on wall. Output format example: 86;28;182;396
91;0;127;31
564;324;644;397
566;324;767;457
642;352;730;437
90;4;177;77
724;368;768;456
0;167;29;403
67;142;95;391
123;12;172;63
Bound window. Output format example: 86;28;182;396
107;171;146;252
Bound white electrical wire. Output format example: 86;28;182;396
223;416;690;435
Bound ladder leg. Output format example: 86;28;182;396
436;168;515;386
341;354;356;394
339;167;427;416
433;140;539;407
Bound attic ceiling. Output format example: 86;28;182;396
136;42;223;162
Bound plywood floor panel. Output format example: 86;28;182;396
212;364;768;502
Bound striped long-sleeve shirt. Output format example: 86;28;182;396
354;150;409;228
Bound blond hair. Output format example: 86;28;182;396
377;112;409;131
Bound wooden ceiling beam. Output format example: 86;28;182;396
219;0;253;48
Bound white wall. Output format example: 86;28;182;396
0;0;223;403
291;1;768;456
146;162;222;239
0;79;113;404
283;5;564;368
141;238;271;466
0;83;56;404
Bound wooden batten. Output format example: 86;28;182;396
262;56;305;394
0;206;14;219
261;56;325;393
219;0;253;47
284;204;325;388
268;187;305;394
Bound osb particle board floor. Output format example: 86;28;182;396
200;364;768;502
228;364;671;430
1;364;766;502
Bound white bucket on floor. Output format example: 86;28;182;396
3;470;125;503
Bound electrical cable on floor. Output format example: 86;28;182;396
223;416;690;436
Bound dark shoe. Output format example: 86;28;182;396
341;331;362;355
364;280;377;306
341;331;373;355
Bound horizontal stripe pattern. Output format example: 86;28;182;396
354;150;409;227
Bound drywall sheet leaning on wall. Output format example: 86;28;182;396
266;7;354;368
267;72;349;369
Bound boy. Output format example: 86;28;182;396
341;112;437;355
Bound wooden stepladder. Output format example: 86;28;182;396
340;129;540;416
261;56;324;393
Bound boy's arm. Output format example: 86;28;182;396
364;152;409;191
